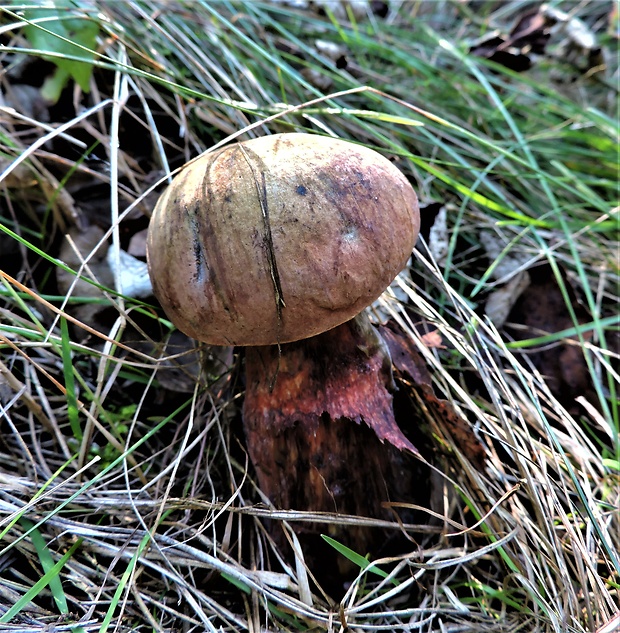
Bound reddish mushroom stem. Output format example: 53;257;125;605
242;312;417;552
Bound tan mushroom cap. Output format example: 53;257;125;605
147;133;420;346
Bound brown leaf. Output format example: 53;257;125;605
420;329;444;349
127;228;148;257
506;9;551;55
56;225;114;330
469;34;533;72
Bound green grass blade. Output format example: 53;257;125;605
60;316;81;440
0;537;82;623
321;534;398;586
18;518;69;615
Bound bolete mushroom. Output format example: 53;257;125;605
147;132;421;556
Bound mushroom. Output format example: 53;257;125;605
147;133;421;556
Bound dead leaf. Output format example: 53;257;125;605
542;4;599;52
127;228;148;257
479;228;530;282
485;270;531;328
0;84;50;122
106;247;152;298
470;4;606;78
470;8;552;72
56;225;114;329
420;329;444;349
428;205;449;265
0;156;37;189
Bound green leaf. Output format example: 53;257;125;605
221;572;252;595
23;0;99;99
41;66;71;104
603;458;620;472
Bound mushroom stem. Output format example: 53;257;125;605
242;311;417;553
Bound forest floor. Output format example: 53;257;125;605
0;2;618;632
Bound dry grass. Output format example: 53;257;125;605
0;1;618;632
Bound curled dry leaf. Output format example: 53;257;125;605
479;228;532;327
106;247;152;299
470;3;605;77
428;204;449;265
57;226;231;394
57;225;153;323
469;7;552;71
479;228;530;282
420;329;444;349
542;4;599;52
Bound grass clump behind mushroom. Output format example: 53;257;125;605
0;1;618;632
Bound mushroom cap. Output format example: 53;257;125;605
147;133;420;346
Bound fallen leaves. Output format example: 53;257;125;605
470;8;552;72
470;4;605;78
